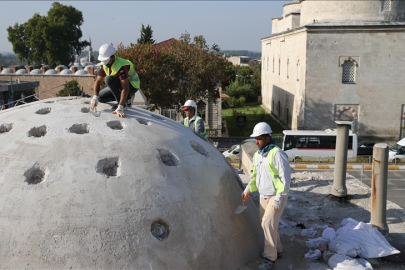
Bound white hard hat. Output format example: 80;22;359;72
250;122;272;137
98;44;116;65
181;100;197;111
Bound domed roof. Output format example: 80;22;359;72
55;65;68;71
30;69;42;75
15;69;28;74
1;68;14;74
60;69;72;75
0;97;261;269
74;70;87;75
45;69;58;75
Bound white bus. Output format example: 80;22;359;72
282;129;358;161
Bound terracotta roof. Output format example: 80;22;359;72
153;38;181;51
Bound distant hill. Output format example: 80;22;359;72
221;50;261;59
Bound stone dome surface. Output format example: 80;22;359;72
45;69;58;75
55;65;68;70
60;69;72;75
30;69;42;75
75;69;87;75
1;68;13;74
0;97;261;269
15;68;28;74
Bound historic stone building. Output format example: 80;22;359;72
261;0;405;140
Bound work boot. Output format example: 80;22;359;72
258;258;275;270
125;94;134;109
260;252;282;259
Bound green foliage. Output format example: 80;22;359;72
225;80;256;102
137;24;155;45
117;33;232;110
7;2;89;66
222;105;283;137
56;80;81;97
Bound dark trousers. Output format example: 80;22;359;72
98;75;138;103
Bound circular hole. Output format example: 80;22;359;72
35;108;51;115
190;140;208;156
81;107;90;113
107;120;124;130
151;219;170;241
96;157;120;177
68;123;90;134
135;117;151;126
0;123;13;134
157;149;180;166
44;101;54;103
28;125;47;137
24;164;47;185
83;101;90;104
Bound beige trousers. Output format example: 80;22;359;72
260;195;288;261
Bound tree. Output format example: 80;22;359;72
137;24;155;45
56;80;82;97
7;2;89;66
117;33;232;110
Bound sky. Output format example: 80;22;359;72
0;1;290;54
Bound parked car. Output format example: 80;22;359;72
389;137;405;162
357;141;376;156
222;144;241;160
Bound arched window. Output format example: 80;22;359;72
342;60;356;83
382;0;391;11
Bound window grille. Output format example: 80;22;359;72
342;60;355;83
382;0;391;11
162;109;178;121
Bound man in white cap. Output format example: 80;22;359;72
91;43;140;118
180;100;207;139
242;122;291;270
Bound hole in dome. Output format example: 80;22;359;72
28;125;47;137
157;149;180;166
0;123;13;134
151;219;170;241
96;157;120;177
151;114;165;120
107;120;124;130
81;107;90;113
35;108;51;115
83;101;90;104
135;117;151;125
24;164;47;185
68;123;90;134
44;101;54;103
190;140;208;156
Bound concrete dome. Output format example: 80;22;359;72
15;68;28;74
45;69;58;75
1;68;13;74
0;97;261;269
75;69;87;75
55;65;68;71
30;69;42;75
60;69;72;75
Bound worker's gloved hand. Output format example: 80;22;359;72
241;185;250;201
91;95;98;109
273;193;283;210
112;105;126;118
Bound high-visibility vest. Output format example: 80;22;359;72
184;115;207;139
251;146;286;194
103;57;140;89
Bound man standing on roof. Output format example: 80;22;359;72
181;100;207;139
91;43;140;118
242;122;291;270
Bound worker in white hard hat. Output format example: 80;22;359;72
91;43;140;118
242;122;291;270
180;100;207;139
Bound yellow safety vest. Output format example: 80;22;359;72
184;116;208;139
249;146;285;194
103;56;140;89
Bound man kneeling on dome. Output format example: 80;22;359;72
91;43;140;118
